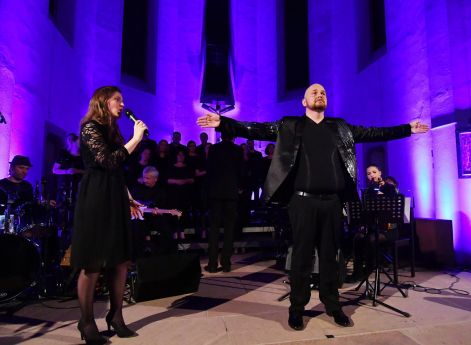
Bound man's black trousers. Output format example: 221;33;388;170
288;193;343;314
208;199;238;268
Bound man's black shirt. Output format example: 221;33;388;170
0;178;34;205
131;183;168;208
294;117;346;194
55;150;84;188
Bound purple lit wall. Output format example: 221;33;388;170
230;0;303;150
0;0;470;262
0;66;14;178
0;0;128;183
122;0;206;144
0;0;52;182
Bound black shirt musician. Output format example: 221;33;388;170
0;155;34;209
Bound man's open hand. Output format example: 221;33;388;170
196;113;221;128
409;120;429;134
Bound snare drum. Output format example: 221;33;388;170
16;202;54;239
0;234;40;302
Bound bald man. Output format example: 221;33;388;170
197;83;429;330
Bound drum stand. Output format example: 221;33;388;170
2;195;17;234
348;195;410;318
54;269;79;301
47;186;78;298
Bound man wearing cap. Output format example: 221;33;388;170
0;155;34;207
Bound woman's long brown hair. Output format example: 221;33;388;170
80;86;125;146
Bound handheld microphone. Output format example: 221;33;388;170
124;108;149;136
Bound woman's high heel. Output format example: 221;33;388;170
105;312;138;338
77;319;108;345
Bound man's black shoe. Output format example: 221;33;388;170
288;312;304;331
326;309;351;327
222;265;231;273
204;265;221;273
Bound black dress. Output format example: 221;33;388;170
71;121;131;270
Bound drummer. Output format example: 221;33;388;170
0;155;34;208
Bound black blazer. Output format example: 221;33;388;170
217;115;412;204
207;140;243;200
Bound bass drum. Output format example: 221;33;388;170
0;234;40;302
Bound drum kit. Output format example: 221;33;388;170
0;185;73;305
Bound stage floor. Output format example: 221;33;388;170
1;252;471;345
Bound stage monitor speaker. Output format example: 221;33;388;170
133;253;201;302
284;247;346;288
285;246;319;273
415;218;455;267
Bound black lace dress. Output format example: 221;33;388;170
71;121;131;270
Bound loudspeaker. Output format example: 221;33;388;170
284;247;346;288
133;253;201;302
285;246;319;273
415;218;455;267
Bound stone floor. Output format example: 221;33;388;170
1;252;471;345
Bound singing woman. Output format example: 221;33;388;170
71;86;147;344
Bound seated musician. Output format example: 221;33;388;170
345;165;399;283
0;155;34;209
130;166;181;258
1;155;57;236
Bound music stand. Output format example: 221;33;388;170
352;194;411;317
346;200;363;227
